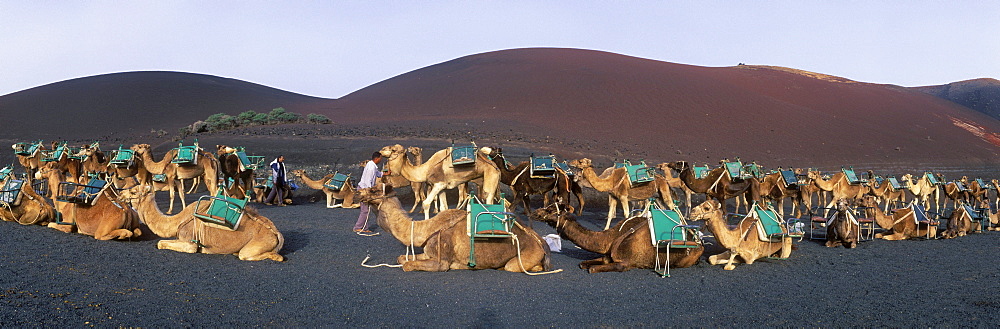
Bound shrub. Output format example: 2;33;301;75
237;110;257;125
252;113;270;125
307;113;331;124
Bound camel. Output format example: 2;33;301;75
380;146;429;213
530;203;702;273
216;145;256;199
0;179;57;225
939;203;978;239
656;163;694;213
866;171;906;213
290;169;359;208
807;171;870;215
166;143;219;196
965;179;990;208
666;161;760;215
12;140;46;180
825;199;859;248
39;142;84;184
688;199;793;270
128;185;284;261
379;144;501;220
132;143;216;213
46;178;143;241
861;198;938;240
940;178;971;210
486;148;571;214
570;158;675;230
356;184;467;250
900;173;940;212
758;170;805;219
77;143;111;179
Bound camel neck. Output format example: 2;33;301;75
373;197;416;245
136;193;183;237
700;210;741;249
550;216;616;254
296;172;325;190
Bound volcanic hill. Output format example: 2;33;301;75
915;78;1000;120
0;71;327;140
327;48;1000;168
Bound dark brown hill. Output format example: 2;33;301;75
0;71;328;140
328;48;1000;168
914;78;1000;120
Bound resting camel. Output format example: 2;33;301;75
77;143;111;179
379;144;501;220
807;171;870;215
825;199;859;248
46;179;143;240
0;180;57;225
900;173;940;212
12;140;46;180
290;169;359;208
689;199;793;270
570;158;675;230
667;161;760;215
356;184;467;252
866;171;905;213
216;145;255;198
128;185;284;261
530;203;702;273
861;198;937;240
486;148;571;215
939;203;979;239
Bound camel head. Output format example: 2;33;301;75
355;183;396;205
289;169;305;178
216;145;236;155
406;146;422;156
379;144;404;160
529;202;575;224
665;161;689;172
131;144;150;154
568;158;593;170
688;199;722;222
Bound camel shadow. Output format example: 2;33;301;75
279;230;310;254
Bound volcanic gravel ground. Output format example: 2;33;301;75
2;132;1000;327
1;186;999;327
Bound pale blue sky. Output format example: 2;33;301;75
1;1;998;98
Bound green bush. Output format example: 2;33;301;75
237;110;257;125
307;113;331;124
252;113;270;125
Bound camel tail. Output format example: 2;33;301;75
273;230;285;255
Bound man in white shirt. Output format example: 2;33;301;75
354;152;384;235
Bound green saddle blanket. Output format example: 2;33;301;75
530;154;557;178
467;197;513;237
451;143;477;166
55;179;107;205
172;146;199;164
779;169;799;187
236;151;265;171
750;203;788;241
615;160;655;184
647;202;697;248
0;166;12;181
41;143;69;162
13;141;43;156
842;167;864;185
109;146;134;166
323;172;350;191
194;192;249;230
0;179;25;206
693;165;710;179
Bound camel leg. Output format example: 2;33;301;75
238;250;284;261
586;262;630;273
605;195;617;230
402;259;451;272
422;184;446;220
579;257;611;270
779;237;793;258
95;228;138;241
167;181;177;214
326;192;341;208
47;223;76;233
723;252;739;270
157;239;199;253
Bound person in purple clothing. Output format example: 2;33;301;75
354;152;385;235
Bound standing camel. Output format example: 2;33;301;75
379;144;501;220
530;203;702;273
666;161;760;215
656;163;694;213
900;173;940;212
807;171;870;214
758;171;805;219
380;146;429;213
486;148;571;214
216;145;256;198
688;199;793;270
12;140;47;180
290;169;359;208
570;158;675;230
132;144;185;213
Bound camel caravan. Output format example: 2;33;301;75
6;139;1000;274
6;140;284;261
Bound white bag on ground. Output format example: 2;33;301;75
543;234;562;252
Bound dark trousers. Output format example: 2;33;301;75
265;180;286;204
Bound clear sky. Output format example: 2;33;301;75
2;1;998;98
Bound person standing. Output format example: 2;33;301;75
354;152;384;235
265;155;287;206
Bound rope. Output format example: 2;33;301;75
361;255;403;268
510;220;562;275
